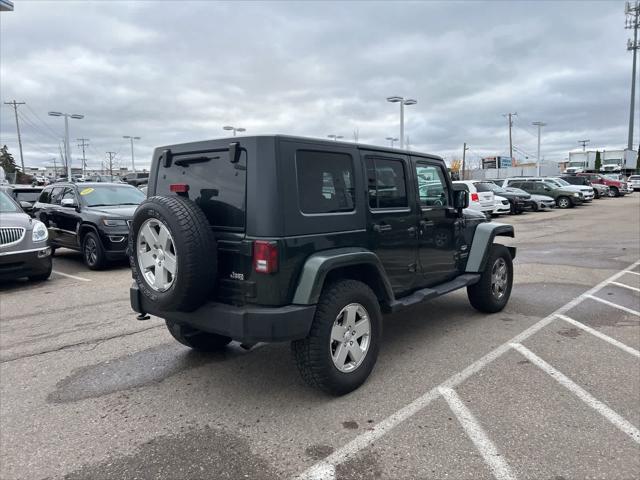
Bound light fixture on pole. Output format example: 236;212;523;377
386;136;399;147
386;96;417;149
327;134;343;141
123;135;141;172
223;125;246;136
532;122;546;176
48;111;84;180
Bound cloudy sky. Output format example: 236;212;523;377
0;0;635;172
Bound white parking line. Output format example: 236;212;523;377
296;260;640;480
609;281;640;293
625;270;640;276
511;343;640;444
51;270;91;282
555;314;640;358
586;294;640;316
440;387;517;480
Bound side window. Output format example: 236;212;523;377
61;187;76;202
296;150;355;214
366;157;408;209
49;187;64;205
415;164;449;207
39;188;52;204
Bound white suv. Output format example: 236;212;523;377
452;180;495;215
628;175;640;191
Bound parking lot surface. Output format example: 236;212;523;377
1;196;639;480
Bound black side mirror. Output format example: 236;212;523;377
453;190;469;211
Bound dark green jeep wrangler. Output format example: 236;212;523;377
129;135;515;395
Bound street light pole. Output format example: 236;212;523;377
328;134;343;141
386;96;417;149
532;122;546;176
385;136;398;147
223;125;246;136
49;111;84;180
123;136;141;172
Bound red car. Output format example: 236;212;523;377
576;173;626;197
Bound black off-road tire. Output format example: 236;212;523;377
83;231;106;270
129;196;217;312
166;320;231;352
609;187;619;197
467;244;513;313
291;279;382;396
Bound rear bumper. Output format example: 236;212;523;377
130;283;316;343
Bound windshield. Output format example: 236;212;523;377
553;178;571;186
79;185;145;207
0;191;19;213
544;179;562;187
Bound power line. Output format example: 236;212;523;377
3;99;26;172
16;110;61;143
77;138;90;176
23;104;62;138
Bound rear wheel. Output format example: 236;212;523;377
556;196;571;209
83;231;106;270
291;279;382;395
467;244;513;313
166;321;231;352
531;202;539;212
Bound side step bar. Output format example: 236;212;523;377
387;274;481;313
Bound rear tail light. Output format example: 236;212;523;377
253;240;278;274
471;193;479;202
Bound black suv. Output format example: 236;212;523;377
129;135;516;395
473;180;531;213
33;182;145;269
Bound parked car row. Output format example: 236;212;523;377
456;172;635;218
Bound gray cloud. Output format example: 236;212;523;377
0;0;634;171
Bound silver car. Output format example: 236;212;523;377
506;187;555;211
0;189;52;281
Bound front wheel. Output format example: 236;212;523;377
556;196;571;209
467;244;513;313
83;231;106;270
291;279;382;396
608;187;619;197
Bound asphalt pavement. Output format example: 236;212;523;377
1;195;638;480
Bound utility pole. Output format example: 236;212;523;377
626;1;640;150
123;135;141;172
532;122;546;176
503;112;517;163
462;142;469;180
77;138;89;177
106;152;116;176
578;139;590;151
4;100;26;173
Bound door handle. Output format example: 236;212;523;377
407;226;417;237
373;223;392;233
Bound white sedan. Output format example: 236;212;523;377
492;195;511;215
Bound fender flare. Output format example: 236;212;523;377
292;247;394;305
465;222;516;273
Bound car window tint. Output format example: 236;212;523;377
15;191;41;202
49;187;64;205
38;188;52;204
473;182;494;192
61;188;76;201
416;164;449;207
296;150;355;214
366;157;408;209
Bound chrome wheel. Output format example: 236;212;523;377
491;257;508;299
330;303;371;373
558;197;570;208
137;218;177;292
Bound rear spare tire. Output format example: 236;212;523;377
129;195;217;312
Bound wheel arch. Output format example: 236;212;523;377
78;222;100;243
292;248;394;307
465;223;516;273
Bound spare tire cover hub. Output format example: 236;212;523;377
137;218;177;292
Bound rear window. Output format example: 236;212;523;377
629;176;640;180
473;182;495;192
14;190;41;202
296;151;355;214
366;158;408;209
156;147;247;230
